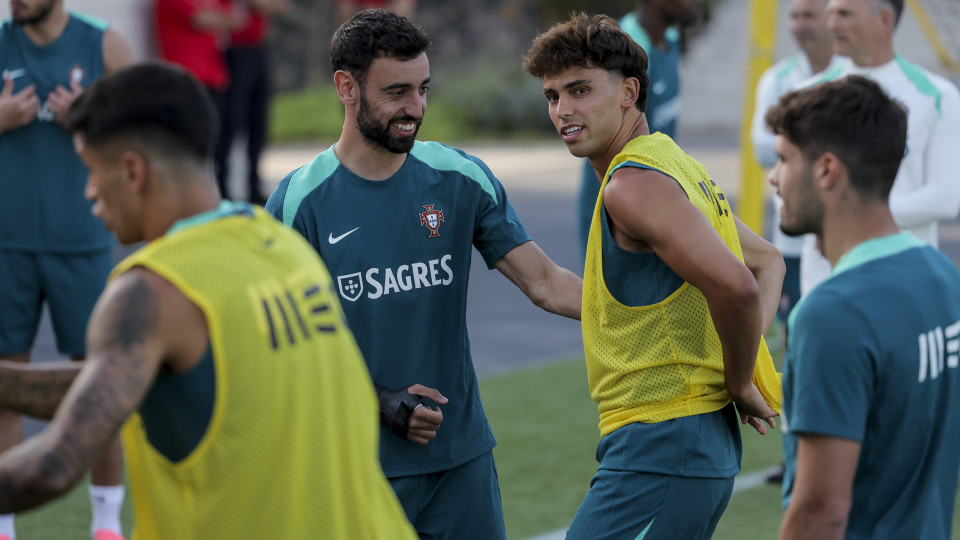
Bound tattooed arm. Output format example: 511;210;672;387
0;268;208;512
0;362;82;419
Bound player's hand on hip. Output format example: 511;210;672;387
733;383;778;435
405;384;448;446
0;77;38;132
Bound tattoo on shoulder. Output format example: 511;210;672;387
107;275;160;350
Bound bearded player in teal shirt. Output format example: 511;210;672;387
266;10;582;540
768;76;960;539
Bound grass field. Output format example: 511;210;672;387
12;354;960;539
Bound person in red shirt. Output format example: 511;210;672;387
154;0;239;198
223;0;287;205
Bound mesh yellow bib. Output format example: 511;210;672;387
115;208;415;540
583;134;782;436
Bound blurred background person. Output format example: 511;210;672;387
222;0;289;205
154;0;240;199
798;0;960;295
0;0;133;539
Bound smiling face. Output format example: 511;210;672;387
770;135;824;237
541;66;633;160
354;53;430;154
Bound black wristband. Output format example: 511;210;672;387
374;384;425;439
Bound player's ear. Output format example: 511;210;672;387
119;150;148;193
816;151;844;191
334;70;360;107
622;76;640;108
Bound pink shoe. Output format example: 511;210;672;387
93;530;125;540
0;535;10;540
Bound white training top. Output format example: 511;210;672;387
751;54;846;257
799;55;960;294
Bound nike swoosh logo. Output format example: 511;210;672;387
2;68;26;80
328;227;359;244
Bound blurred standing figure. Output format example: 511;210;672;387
337;0;416;22
154;0;239;198
222;0;289;205
576;0;699;262
798;0;960;294
769;75;960;540
750;0;843;337
0;0;133;538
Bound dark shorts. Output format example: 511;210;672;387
565;470;734;540
0;249;112;356
389;451;506;540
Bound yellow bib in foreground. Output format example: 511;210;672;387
583;134;782;437
115;208;415;540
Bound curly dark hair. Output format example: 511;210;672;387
522;12;649;112
330;9;431;88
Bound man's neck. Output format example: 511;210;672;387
805;45;834;74
852;43;895;68
22;8;69;46
145;178;222;242
819;205;900;266
334;122;408;180
589;111;650;178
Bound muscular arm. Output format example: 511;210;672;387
0;268;203;513
495;241;582;320
604;168;774;415
0;362;82;420
780;434;859;540
735;216;785;334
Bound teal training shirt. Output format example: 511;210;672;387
783;233;960;539
0;13;111;253
266;141;531;476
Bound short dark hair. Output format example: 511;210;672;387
766;75;907;201
522;12;649;113
66;62;217;163
330;9;431;88
876;0;904;25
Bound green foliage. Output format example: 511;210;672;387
268;48;555;145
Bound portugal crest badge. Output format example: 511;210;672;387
419;204;444;238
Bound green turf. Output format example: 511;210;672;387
15;476;132;540
13;351;960;539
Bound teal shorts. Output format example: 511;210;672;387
0;249;112;357
389;451;506;540
565;470;734;540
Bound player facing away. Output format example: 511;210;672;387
265;9;582;539
0;1;133;538
769;76;960;540
523;13;783;540
0;63;417;540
